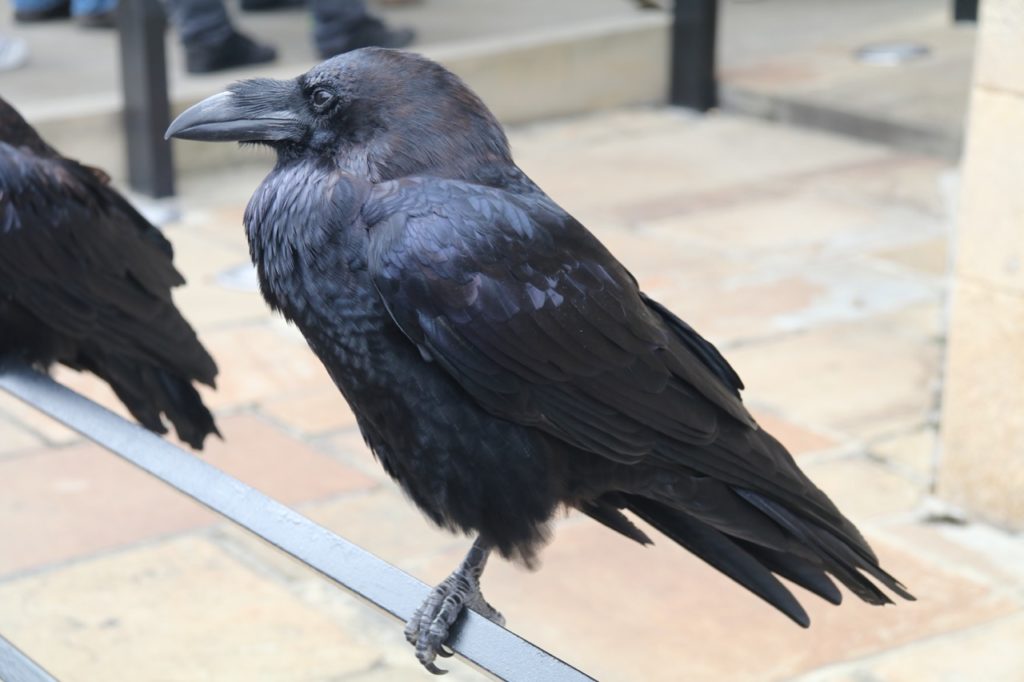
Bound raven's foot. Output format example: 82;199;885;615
404;538;502;674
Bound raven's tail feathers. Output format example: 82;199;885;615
101;361;219;450
616;492;912;626
578;496;654;546
153;367;221;449
736;489;914;604
625;495;814;627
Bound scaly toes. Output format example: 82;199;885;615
405;577;469;674
405;578;451;646
414;591;467;673
406;561;503;674
403;607;423;645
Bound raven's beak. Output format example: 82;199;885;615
165;90;303;143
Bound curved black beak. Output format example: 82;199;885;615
165;87;304;143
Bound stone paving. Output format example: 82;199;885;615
719;0;973;159
2;108;1023;681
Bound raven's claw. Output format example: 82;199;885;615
404;538;503;674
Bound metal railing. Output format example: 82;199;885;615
670;0;717;111
118;0;175;199
0;361;594;682
0;635;57;682
953;0;979;22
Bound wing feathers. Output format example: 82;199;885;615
0;138;218;447
365;175;911;610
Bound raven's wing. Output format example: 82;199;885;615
0;142;216;387
366;177;845;528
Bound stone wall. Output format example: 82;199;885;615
939;0;1024;528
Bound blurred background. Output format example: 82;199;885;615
2;0;1022;680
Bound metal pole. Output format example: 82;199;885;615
117;0;175;198
670;0;718;111
0;635;58;682
0;362;593;682
952;0;979;22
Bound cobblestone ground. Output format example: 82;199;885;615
2;108;1022;681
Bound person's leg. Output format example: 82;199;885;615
309;0;364;55
309;0;413;58
165;0;235;50
13;0;70;23
240;0;303;12
165;0;277;73
70;0;117;28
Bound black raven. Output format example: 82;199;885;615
0;97;219;449
167;49;913;671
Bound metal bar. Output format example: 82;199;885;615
0;362;593;682
117;0;175;198
0;634;58;682
670;0;718;111
952;0;979;22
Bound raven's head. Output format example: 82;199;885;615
166;48;512;182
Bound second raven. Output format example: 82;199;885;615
168;49;913;672
1;97;219;449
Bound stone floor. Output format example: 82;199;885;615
2;107;1023;682
2;0;971;160
719;0;974;159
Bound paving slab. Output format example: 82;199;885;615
0;391;80;447
868;427;938;483
0;536;382;682
0;413;42;458
726;315;942;440
718;0;974;158
881;521;1024;594
797;613;1024;682
802;456;926;521
749;409;842;458
195;323;337;411
206;520;486;681
154;225;270;330
259;383;359;437
516;113;893;224
0;414;374;577
871;236;951;279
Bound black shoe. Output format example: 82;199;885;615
76;9;117;28
318;20;415;59
241;0;304;11
186;32;277;74
14;1;69;22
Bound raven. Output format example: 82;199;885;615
168;49;913;671
0;97;219;449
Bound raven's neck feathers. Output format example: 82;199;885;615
244;161;370;315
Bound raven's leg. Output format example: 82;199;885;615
404;536;504;674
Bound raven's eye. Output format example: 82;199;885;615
311;89;334;108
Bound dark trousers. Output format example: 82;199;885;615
165;0;371;55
